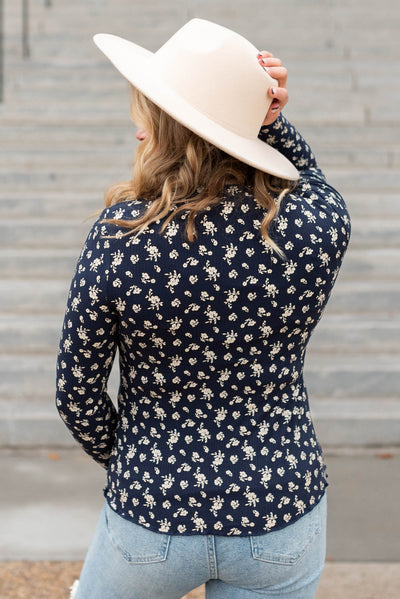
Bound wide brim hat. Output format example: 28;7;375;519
93;19;299;181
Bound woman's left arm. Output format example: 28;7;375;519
55;216;119;468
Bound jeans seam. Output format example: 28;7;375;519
206;535;218;580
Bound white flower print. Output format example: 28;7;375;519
165;269;182;292
193;468;208;489
263;512;278;530
259;465;273;488
211;450;225;472
56;115;350;537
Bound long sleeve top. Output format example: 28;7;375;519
56;115;351;536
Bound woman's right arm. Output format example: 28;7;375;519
256;51;317;172
260;114;351;241
256;52;350;230
258;113;318;172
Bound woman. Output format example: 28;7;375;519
56;19;350;599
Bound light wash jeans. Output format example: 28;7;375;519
73;493;327;599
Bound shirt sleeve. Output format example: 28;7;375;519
258;113;318;171
55;213;119;468
258;114;351;232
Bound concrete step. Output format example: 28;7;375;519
8;11;399;62
1;279;399;316
1;191;399;220
1;394;399;449
2;148;133;169
311;397;400;447
0;106;132;126
0;193;102;218
2;145;397;170
304;353;400;399
0;100;370;128
0;349;399;401
10;68;124;88
2;144;397;172
5;22;399;64
339;248;400;281
2;122;398;150
1;87;398;130
322;280;400;315
0;219;91;249
1;313;399;355
3;91;391;127
344;194;400;218
1;217;398;249
0;248;78;279
6;38;382;65
300;125;400;148
0;123;135;145
323;168;400;193
0;280;70;315
6;72;400;122
7;61;359;89
0;168;131;191
307;314;400;354
2;247;398;281
311;147;397;169
346;218;400;248
1;165;398;194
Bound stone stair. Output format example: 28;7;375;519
0;0;399;449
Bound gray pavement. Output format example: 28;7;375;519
1;447;399;562
315;562;400;599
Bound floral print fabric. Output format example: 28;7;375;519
56;115;351;536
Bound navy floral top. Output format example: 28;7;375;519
56;115;351;536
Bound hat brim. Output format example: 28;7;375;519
93;33;299;181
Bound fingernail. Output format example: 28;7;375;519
261;58;268;65
271;87;277;95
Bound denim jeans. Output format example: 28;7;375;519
73;493;327;599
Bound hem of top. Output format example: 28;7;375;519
103;484;328;538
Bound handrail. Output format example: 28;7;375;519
22;0;30;58
0;0;51;102
0;0;3;101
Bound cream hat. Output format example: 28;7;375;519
93;19;299;180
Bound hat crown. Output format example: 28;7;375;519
154;19;273;139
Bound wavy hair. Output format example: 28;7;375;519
104;86;294;257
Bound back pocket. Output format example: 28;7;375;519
250;496;325;565
105;502;170;564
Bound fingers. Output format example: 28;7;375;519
266;66;288;87
257;51;289;125
257;55;287;87
269;86;288;106
257;50;273;58
259;56;282;68
262;87;289;126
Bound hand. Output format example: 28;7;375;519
257;51;289;126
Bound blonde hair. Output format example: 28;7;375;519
104;86;294;256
